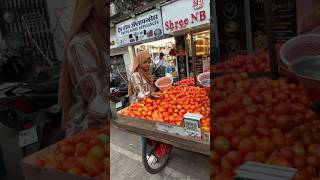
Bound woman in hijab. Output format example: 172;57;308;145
128;51;158;103
58;0;109;137
129;51;172;163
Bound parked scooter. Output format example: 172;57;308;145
0;67;64;157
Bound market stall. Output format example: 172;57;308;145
112;1;212;174
115;84;210;173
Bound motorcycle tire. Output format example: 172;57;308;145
142;137;172;174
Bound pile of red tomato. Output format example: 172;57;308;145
175;78;195;85
34;125;110;180
120;86;210;132
211;73;320;180
212;51;270;73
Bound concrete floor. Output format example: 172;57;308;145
0;124;24;180
110;123;210;180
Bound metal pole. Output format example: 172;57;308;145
210;0;219;65
264;0;279;78
190;30;197;86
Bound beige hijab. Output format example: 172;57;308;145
128;51;153;98
58;0;109;130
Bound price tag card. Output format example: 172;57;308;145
116;101;122;109
156;123;186;136
183;113;202;137
156;123;174;132
18;126;38;147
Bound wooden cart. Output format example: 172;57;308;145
114;108;210;173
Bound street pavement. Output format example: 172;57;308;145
110;123;210;180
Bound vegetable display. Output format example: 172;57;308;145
33;126;110;180
212;51;270;73
120;85;210;132
211;73;320;180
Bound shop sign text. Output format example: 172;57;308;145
161;0;210;34
164;10;207;32
115;9;163;46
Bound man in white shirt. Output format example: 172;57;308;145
152;52;165;80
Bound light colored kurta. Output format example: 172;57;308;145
130;72;151;104
65;31;109;136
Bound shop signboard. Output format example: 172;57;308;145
216;0;247;54
250;0;297;50
115;9;164;46
161;0;210;34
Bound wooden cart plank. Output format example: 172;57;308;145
115;112;210;156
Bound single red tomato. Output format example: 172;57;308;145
308;144;320;156
271;157;291;167
221;123;236;139
83;156;102;177
292;170;311;180
256;138;274;156
220;156;232;171
294;156;306;170
60;144;75;156
230;136;242;150
226;151;243;166
211;151;220;165
238;124;254;137
239;138;255;155
307;156;320;168
243;152;256;162
213;136;231;155
304;166;317;177
255;151;266;162
279;147;294;163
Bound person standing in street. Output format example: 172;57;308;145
58;0;109;137
152;52;166;81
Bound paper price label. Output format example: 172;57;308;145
116;101;123;109
18;126;38;147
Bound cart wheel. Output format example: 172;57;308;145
142;138;172;174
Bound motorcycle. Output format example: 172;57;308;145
0;15;63;157
0;67;64;157
110;72;129;111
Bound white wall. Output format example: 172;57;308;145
111;27;134;79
